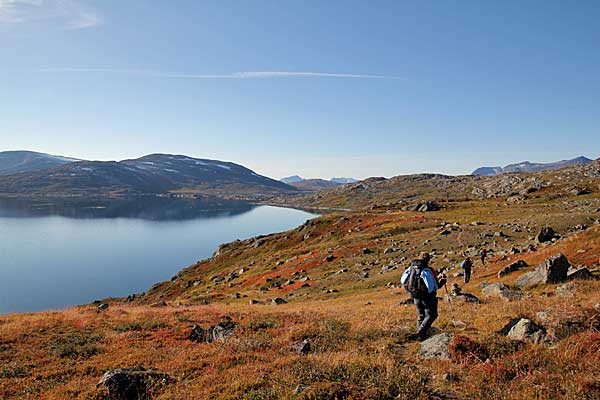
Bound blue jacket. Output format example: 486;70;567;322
401;266;439;294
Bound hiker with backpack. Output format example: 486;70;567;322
401;252;447;341
480;248;487;266
461;256;473;283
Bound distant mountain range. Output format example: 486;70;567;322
281;175;357;186
472;156;594;176
279;175;358;191
0;152;295;199
0;151;80;176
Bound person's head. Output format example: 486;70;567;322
419;252;431;263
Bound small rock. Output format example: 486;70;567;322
501;318;545;343
537;227;559;243
97;367;171;400
498;260;528;278
442;373;459;383
419;333;453;360
291;339;311;355
555;283;576;297
293;384;309;395
97;303;109;312
271;298;288;305
189;325;206;343
567;268;595;281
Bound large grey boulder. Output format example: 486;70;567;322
97;367;171;400
515;254;570;288
418;333;453;360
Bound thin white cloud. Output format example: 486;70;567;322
38;68;400;79
0;0;101;29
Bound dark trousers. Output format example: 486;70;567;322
413;294;438;338
463;268;471;283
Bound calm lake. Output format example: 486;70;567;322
0;197;317;314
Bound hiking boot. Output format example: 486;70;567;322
406;333;421;342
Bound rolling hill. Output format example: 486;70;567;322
0;153;296;199
0;150;79;176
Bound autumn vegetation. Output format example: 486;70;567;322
2;161;600;399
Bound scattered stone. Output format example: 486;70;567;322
567;268;595;281
498;260;528;278
452;271;464;278
536;311;549;323
189;317;237;343
442;373;460;383
293;384;309;395
271;298;288;305
248;299;262;305
231;293;241;299
362;248;374;255
452;293;481;304
383;248;396;254
97;367;171;400
324;255;335;262
419;333;453;360
211;323;236;342
253;239;266;248
188;325;206;343
451;283;462;295
97;303;109;312
500;318;545;343
515;254;570;288
151;301;167;308
291;339;311;355
537;227;559;243
481;282;525;301
555;283;577;297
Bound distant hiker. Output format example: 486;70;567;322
401;252;447;341
480;248;487;266
461;256;473;283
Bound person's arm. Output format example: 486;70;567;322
421;269;439;293
400;268;411;285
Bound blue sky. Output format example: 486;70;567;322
1;0;599;179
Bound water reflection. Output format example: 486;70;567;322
0;196;255;220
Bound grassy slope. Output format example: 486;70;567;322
2;167;600;399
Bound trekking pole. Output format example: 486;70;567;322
443;283;458;325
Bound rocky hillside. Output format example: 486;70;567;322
276;159;600;211
0;154;296;199
0;150;79;176
1;162;600;399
